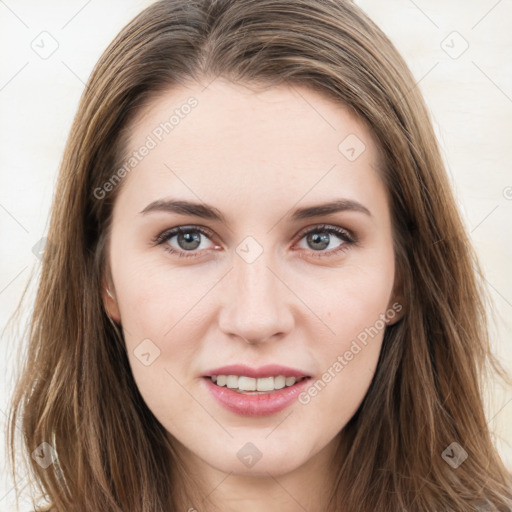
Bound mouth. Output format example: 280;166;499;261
207;374;310;394
202;374;311;417
201;364;312;416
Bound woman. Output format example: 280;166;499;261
8;0;512;511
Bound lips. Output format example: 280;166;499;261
201;364;312;416
201;364;310;379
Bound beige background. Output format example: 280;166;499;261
1;1;511;509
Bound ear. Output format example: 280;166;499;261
386;268;406;326
101;279;121;324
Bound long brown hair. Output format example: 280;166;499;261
7;0;512;510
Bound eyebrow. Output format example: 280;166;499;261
139;198;372;222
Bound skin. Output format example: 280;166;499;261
103;77;404;512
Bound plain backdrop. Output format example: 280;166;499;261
1;0;511;510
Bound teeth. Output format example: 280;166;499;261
274;375;286;389
226;375;238;389
238;376;256;391
210;375;302;392
256;376;273;391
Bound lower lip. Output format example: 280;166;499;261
203;377;311;417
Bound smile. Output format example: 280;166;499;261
210;374;308;393
203;377;311;416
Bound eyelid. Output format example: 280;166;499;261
293;223;355;243
152;223;356;258
152;224;217;246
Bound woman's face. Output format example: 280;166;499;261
104;78;402;478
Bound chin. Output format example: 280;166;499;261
208;449;309;477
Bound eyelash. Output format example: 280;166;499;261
152;224;356;259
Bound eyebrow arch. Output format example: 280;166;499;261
139;198;372;222
140;199;226;222
290;199;372;220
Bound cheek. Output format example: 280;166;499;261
111;255;212;392
112;250;202;336
297;257;395;416
297;300;387;437
303;251;395;348
330;274;393;345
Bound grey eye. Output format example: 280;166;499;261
175;231;202;250
305;232;331;251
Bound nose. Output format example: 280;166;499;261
217;248;295;344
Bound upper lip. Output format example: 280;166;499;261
202;364;310;379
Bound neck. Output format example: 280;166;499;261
169;434;341;512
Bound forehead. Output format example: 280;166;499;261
114;78;387;221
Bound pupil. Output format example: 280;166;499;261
178;231;201;250
308;232;329;250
